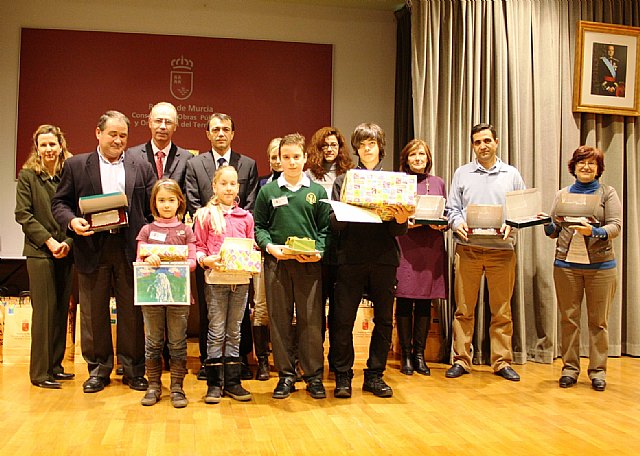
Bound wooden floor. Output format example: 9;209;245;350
1;350;639;456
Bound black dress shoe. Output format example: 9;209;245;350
495;366;520;382
83;376;110;393
272;377;296;399
53;372;75;381
334;372;352;398
362;375;393;398
306;380;326;399
123;376;148;391
591;378;606;391
559;376;577;388
32;379;62;389
116;367;124;376
445;364;469;378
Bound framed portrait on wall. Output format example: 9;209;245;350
573;21;640;116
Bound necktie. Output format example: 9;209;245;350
218;157;227;168
156;150;165;178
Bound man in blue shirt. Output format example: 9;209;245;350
446;123;525;382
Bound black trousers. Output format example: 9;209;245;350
26;256;73;382
332;263;397;374
264;256;324;381
77;235;145;378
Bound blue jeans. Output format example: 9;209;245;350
205;284;249;358
141;305;190;361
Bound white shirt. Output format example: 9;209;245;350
212;149;231;166
97;148;126;194
277;173;310;193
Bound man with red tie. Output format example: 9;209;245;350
128;102;192;194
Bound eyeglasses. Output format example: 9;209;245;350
322;143;339;151
577;160;597;168
150;118;176;127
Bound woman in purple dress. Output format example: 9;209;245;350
396;140;448;376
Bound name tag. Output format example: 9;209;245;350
271;196;289;208
149;231;167;242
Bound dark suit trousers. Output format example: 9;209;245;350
26;256;74;382
332;263;396;375
77;235;145;378
264;256;324;381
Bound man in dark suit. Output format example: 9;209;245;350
52;110;156;394
127;102;192;193
185;113;259;379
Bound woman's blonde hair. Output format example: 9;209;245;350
195;166;239;234
22;124;72;175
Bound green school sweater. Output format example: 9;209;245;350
254;179;330;254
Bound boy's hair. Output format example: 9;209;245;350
279;133;306;156
351;123;386;159
195;166;239;234
150;178;187;221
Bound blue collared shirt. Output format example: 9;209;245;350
447;158;525;249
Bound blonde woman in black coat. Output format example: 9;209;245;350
15;124;74;389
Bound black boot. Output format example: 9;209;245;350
413;314;431;376
140;358;163;406
253;325;271;381
170;358;188;408
204;357;223;404
223;357;252;401
396;315;414;375
240;354;253;380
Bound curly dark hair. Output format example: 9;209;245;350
305;126;354;179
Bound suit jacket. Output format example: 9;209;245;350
185;149;258;215
128;141;191;193
51;150;156;274
15;168;74;258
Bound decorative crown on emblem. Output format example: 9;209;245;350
171;55;194;71
170;55;194;101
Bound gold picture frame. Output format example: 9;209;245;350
573;21;640;116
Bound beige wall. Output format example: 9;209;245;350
0;0;396;256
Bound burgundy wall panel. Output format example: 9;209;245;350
16;28;333;176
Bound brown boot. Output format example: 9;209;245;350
169;358;188;408
140;358;163;406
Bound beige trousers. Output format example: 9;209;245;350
553;266;616;381
452;245;516;372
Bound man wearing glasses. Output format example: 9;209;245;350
129;102;192;193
